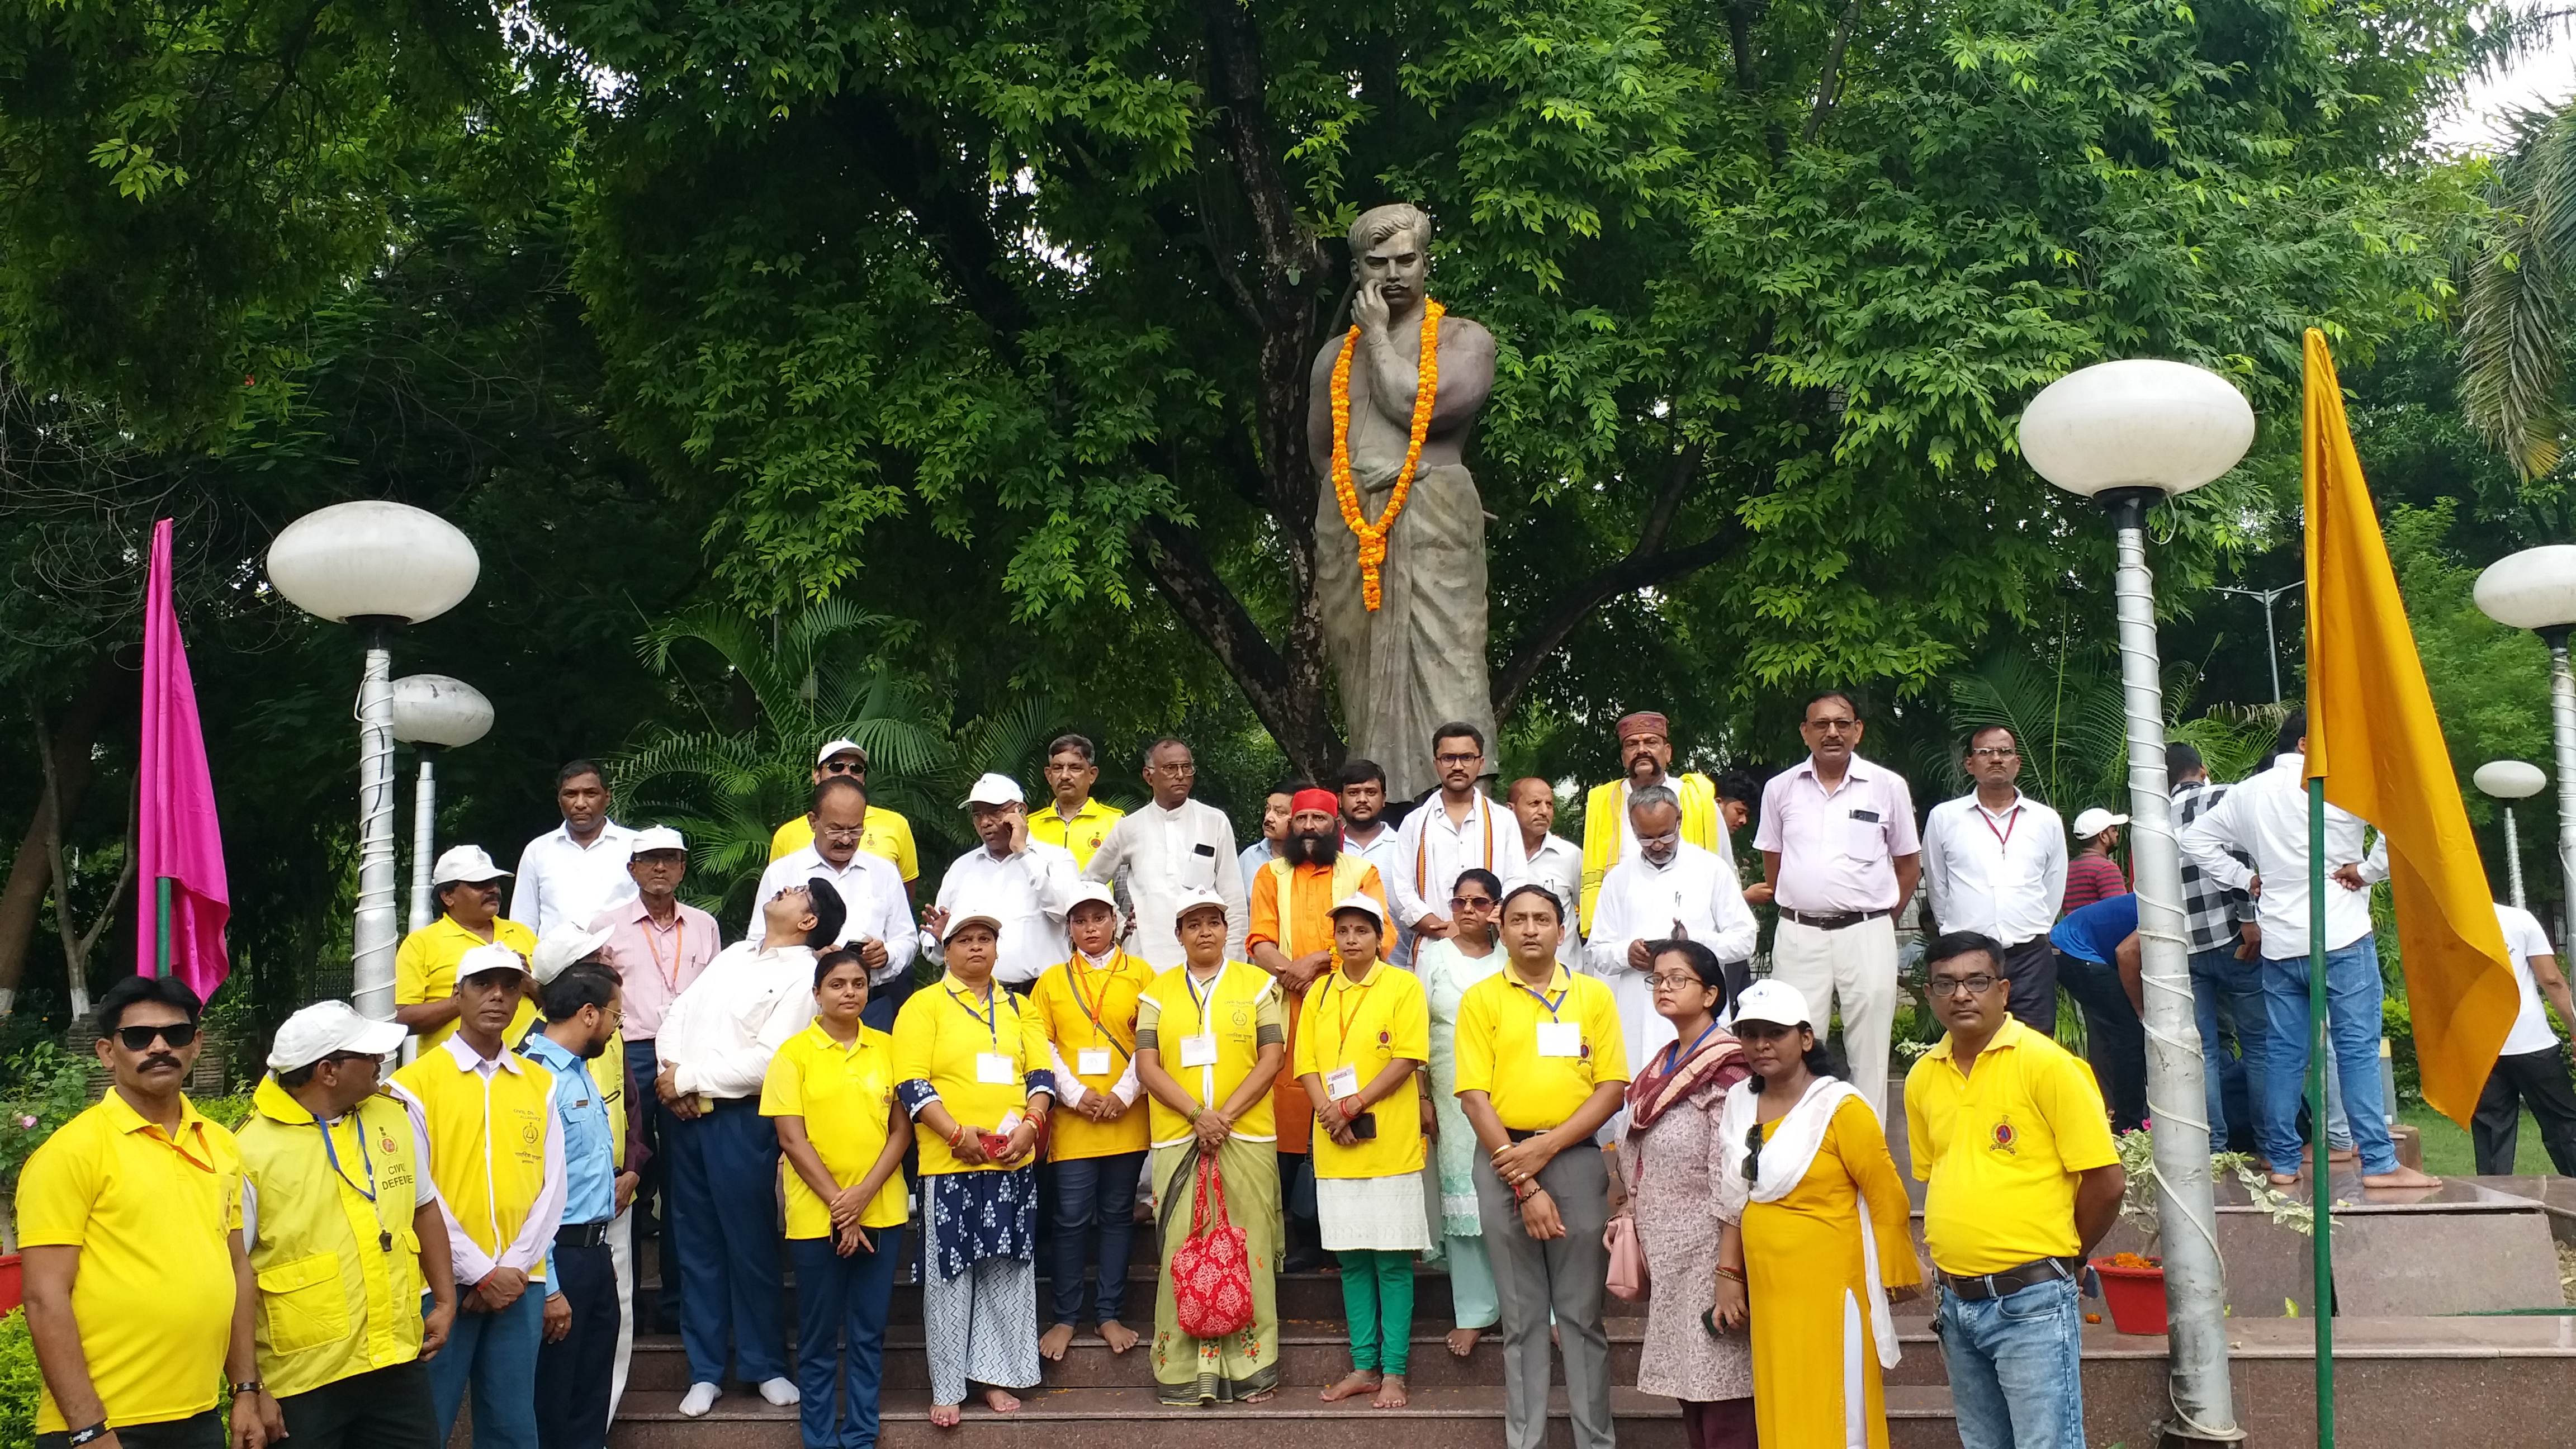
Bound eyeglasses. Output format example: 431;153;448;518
1649;972;1708;992
820;759;865;776
1931;974;2002;996
1434;752;1484;767
815;824;865;842
1744;1121;1766;1182
318;1049;381;1068
1450;895;1495;910
1149;762;1197;776
1967;746;2019;760
115;1022;199;1052
1803;717;1858;733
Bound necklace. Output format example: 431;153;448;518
1329;300;1445;611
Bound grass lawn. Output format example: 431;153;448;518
2397;1102;2555;1176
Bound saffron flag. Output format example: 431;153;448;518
138;518;231;997
2301;329;2513;1124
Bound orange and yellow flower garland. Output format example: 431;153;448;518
1329;299;1445;611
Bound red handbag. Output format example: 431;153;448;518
1170;1153;1256;1339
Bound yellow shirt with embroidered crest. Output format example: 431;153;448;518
1903;1014;2120;1275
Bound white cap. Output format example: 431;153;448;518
964;772;1025;807
1329;893;1385;926
456;941;532;982
1731;980;1812;1029
628;825;686;857
1065;880;1118;915
816;738;867;767
2071;808;2129;840
942;905;1005;943
266;1001;408;1072
532;924;613;985
430;844;510;886
1172;886;1229;925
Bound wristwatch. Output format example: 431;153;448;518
231;1380;265;1397
67;1424;110;1447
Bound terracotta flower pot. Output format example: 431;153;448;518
2089;1254;2167;1336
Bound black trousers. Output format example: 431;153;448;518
2057;950;2147;1131
535;1235;619;1449
36;1412;221;1449
2474;1045;2576;1175
1999;935;2058;1035
274;1360;439;1449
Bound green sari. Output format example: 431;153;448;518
1149;1135;1283;1403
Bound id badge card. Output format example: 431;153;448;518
976;1052;1017;1085
1078;1047;1114;1076
1324;1065;1362;1100
995;1109;1024;1136
1535;1021;1583;1058
1178;1033;1220;1068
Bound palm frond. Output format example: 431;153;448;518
2461;103;2576;480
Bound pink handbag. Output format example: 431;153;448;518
1605;1214;1648;1301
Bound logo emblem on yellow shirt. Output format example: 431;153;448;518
1990;1116;2018;1154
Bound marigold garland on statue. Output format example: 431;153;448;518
1329;299;1445;610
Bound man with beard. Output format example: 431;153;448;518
1577;712;1725;938
1248;789;1389;1269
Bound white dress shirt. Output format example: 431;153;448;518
1082;798;1248;967
1342;820;1410;963
928;840;1079;986
751;846;918;987
1585;840;1759;1069
510;820;641;936
391;1039;566;1287
656;941;822;1100
1919;790;2068;946
2494;902;2563;1057
1521;831;1584;965
2178;752;2387;959
1388;793;1531;930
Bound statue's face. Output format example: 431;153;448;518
1360;225;1428;310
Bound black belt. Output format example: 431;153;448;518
1937;1255;2082;1300
1505;1128;1545;1143
1781;907;1892;931
556;1220;612;1248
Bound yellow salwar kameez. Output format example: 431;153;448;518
1741;1094;1919;1449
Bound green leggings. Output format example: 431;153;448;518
1337;1248;1415;1376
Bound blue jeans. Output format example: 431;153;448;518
665;1099;790;1384
1937;1277;2085;1449
791;1230;905;1449
1049;1151;1144;1325
427;1284;543;1449
2188;946;2262;1145
2258;940;2393;1175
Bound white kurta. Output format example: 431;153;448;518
1082;799;1248;967
1584;841;1758;1075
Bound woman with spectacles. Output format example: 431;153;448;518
1710;982;1919;1448
1410;868;1508;1357
1613;940;1754;1448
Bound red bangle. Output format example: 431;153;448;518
947;1122;968;1148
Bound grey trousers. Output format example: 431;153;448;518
1474;1143;1613;1449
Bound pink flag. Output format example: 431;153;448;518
137;518;230;997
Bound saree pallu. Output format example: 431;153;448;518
1149;1137;1282;1403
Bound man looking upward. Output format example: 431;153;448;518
1578;712;1724;937
753;777;916;1028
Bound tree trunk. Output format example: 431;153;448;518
0;660;120;1013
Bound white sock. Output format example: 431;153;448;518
759;1376;801;1406
678;1382;721;1417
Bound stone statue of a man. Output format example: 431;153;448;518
1306;203;1498;802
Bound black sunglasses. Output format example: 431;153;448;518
115;1022;199;1052
1744;1121;1766;1183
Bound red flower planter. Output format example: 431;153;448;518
0;1253;22;1316
2090;1256;2167;1336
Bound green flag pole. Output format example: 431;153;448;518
2308;775;2334;1445
154;876;172;981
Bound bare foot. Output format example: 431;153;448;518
1446;1327;1480;1357
930;1403;963;1428
1373;1373;1409;1409
1039;1322;1077;1361
2267;1171;2301;1187
982;1388;1023;1414
2361;1164;2442;1190
2329;1146;2360;1164
1243;1389;1277;1404
1099;1319;1141;1354
1320;1369;1381;1403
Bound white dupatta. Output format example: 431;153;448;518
1714;1076;1901;1375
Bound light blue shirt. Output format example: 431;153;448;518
1237;839;1276;897
521;1032;618;1294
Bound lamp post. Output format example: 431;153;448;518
2021;358;2253;1445
2474;547;2576;941
391;675;495;932
266;503;479;1020
2212;580;2304;703
2471;760;2546;912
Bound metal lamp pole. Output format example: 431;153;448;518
2474;549;2576;943
391;674;496;932
2213;581;2303;704
2471;761;2546;912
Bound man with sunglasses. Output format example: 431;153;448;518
1905;931;2123;1449
21;976;268;1449
764;739;919;894
1920;726;2068;1033
1389;723;1526;970
236;1001;449;1449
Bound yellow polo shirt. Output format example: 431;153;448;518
761;1022;911;1237
769;806;918;881
1292;961;1429;1178
891;973;1053;1175
1029;951;1156;1161
1136;962;1283;1145
1028;797;1126;869
1905;1016;2120;1275
17;1092;243;1433
394;915;539;1052
1452;964;1630;1132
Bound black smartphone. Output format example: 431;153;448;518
1350;1111;1378;1139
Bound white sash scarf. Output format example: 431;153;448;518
1715;1077;1901;1374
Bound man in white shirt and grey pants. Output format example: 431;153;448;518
1753;689;1921;1117
1919;725;2067;1032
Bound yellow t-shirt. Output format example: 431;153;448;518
17;1092;243;1433
1028;951;1156;1161
891;973;1053;1175
761;1022;911;1237
1905;1016;2120;1275
769;806;919;882
1292;961;1429;1178
1027;798;1126;870
1135;962;1284;1146
394;915;539;1052
1451;964;1631;1132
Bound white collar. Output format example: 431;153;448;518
552;819;631;851
1970;791;2025;819
439;1033;527;1076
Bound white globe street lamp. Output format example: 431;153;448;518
2475;547;2576;939
266;503;479;1019
2021;358;2253;1443
392;675;495;933
2472;760;2546;911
